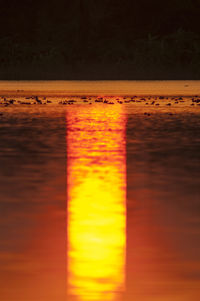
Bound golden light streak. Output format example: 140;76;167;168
67;105;126;301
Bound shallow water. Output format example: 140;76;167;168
0;81;200;301
0;80;200;96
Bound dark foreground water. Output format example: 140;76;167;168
0;82;200;301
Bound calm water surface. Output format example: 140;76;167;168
0;81;200;301
0;80;200;96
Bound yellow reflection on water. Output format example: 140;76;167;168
67;105;126;301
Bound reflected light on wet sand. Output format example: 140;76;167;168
67;105;126;301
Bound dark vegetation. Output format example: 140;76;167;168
1;0;200;79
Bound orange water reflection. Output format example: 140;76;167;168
67;105;126;301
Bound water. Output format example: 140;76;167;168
0;80;200;96
0;81;200;301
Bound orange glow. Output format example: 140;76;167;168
67;105;126;301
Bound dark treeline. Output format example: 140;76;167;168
1;0;200;79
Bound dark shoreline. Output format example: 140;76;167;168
0;63;200;80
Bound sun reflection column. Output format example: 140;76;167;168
66;105;126;301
